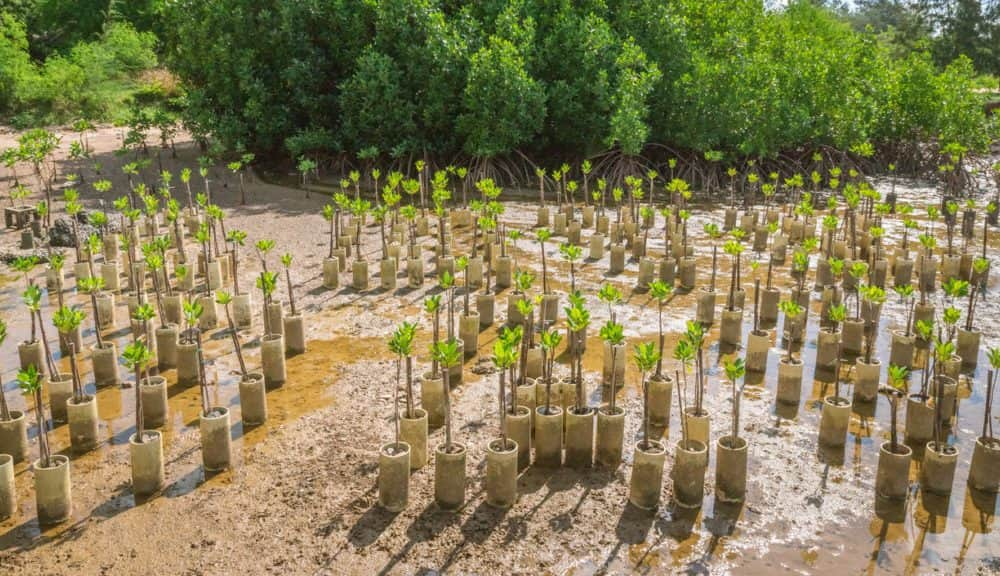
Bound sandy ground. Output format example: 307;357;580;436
0;125;998;575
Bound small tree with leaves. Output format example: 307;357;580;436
52;305;87;403
881;364;909;453
123;340;153;444
18;365;51;467
634;342;660;449
432;339;463;452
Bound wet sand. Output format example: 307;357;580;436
0;126;997;574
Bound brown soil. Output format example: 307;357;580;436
0;126;997;574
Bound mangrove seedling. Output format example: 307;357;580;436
216;291;247;379
389;321;418;420
724;357;746;441
492;332;520;450
52;305;87;403
539;328;563;414
432;339;463;453
424;294;442;376
881;364;909;454
18;365;50;467
649;280;672;378
280;253;298;317
123;340;153;443
634;341;661;449
565;301;590;414
778;300;803;363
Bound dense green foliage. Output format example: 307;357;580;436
0;11;174;126
161;0;994;161
0;0;996;165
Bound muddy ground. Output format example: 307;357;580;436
0;126;997;575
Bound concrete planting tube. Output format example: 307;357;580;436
648;374;673;427
284;315;306;356
141;376;169;428
239;373;268;426
459;314;479;359
18;340;45;372
905;395;934;447
434;442;466;510
776;358;803;406
477;294;495;327
589;234;605;260
889;331;915;369
92;342;121;388
629;440;667;510
200;407;232;472
819;396;851;447
399;408;428;470
595;406;625;469
968;437;1000;493
233;293;253;330
507;406;531;472
266;301;285;337
176;341;201;387
163;293;184;325
380;258;397;291
34;455;71;525
323;258;340;289
841;319;864;357
854;358;881;404
609;244;626;274
66;396;98;454
746;330;770;373
922;442;959;495
0;411;30;463
564;407;595;468
815;330;840;372
379;442;411;512
534;406;563;468
421;373;445;428
720;308;742;346
696;288;715;326
155;325;178;370
407;257;424;288
876;441;912;500
485;439;518;508
672;439;708;509
130;430;164;497
0;454;15;519
48;374;73;424
715;436;748;503
683;408;710;446
262;334;287;388
96;292;116;329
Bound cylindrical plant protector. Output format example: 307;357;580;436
0;411;29;463
73;261;91;286
936;375;958;422
18;340;45;373
919;256;937;293
629;439;667;510
284;314;306;356
197;294;219;330
658;256;676;286
568;221;583;246
582;206;595;228
671;439;708;509
380;258;397;291
233;293;253;330
239;372;267;426
913;304;935;339
163;293;184;326
854;358;880;403
34;454;71;525
602;342;626;388
261;334;287;388
322;257;340;289
421;373;445;428
352;260;369;291
534;406;563;468
200;407;232;472
554;212;567;236
379;442;411;513
564;407;595;468
155;325;178;371
58;326;83;357
597;214;610;235
941;255;961;283
782;311;804;344
760;287;780;323
0;454;15;519
696;288;716;326
968;437;1000;493
905;395;934;447
637;257;655;290
91;342;120;388
841;319;864;357
815;329;841;372
596;406;625;469
407;257;423;288
541;293;559;326
434;442;466;510
526;346;543;379
130;430;164;497
724;208;737;230
957;329;981;368
476;294;495;327
485;439;518;509
922;442;959;495
459;313;479;359
894;258;913;288
678;257;696;290
889;331;915;370
683;408;710;446
507;292;525;326
536;206;550;227
648;374;673;427
589;233;605;260
819;396;851;447
507;406;531;472
448;338;464;385
48;374;74;424
516;381;536;428
746;330;770;373
140;376;168;429
720;308;742;346
176;340;201;387
494;255;512;288
876;441;912;500
715;435;748;503
776;359;803;406
96;291;116;329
